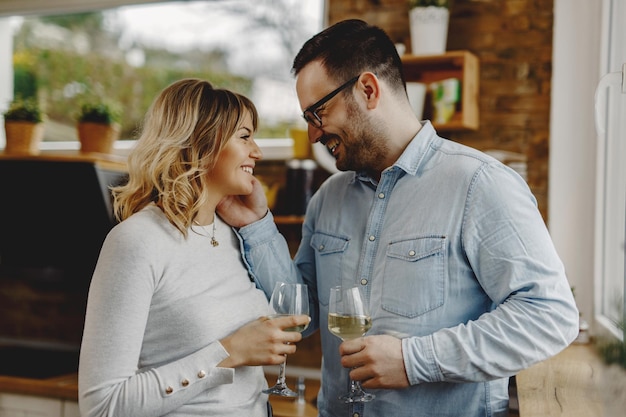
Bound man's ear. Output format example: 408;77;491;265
357;72;380;109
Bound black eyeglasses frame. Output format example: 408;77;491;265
302;75;360;128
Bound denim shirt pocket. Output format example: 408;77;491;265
310;232;350;306
382;235;447;318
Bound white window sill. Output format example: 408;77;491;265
37;138;295;160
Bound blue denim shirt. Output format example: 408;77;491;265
238;121;579;417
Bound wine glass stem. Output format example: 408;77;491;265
350;378;359;392
276;355;287;385
349;366;364;393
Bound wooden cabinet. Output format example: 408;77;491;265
274;215;306;226
401;50;480;131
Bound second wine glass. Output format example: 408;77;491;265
263;282;309;397
328;285;375;403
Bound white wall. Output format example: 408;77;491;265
549;0;602;326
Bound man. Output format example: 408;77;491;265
218;19;579;417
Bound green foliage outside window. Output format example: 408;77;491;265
11;7;310;141
13;52;38;101
16;48;253;139
408;0;450;8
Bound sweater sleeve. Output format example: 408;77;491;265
78;222;235;417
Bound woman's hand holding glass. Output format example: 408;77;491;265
218;314;309;369
263;282;310;397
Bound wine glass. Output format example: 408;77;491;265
263;282;309;397
328;285;375;403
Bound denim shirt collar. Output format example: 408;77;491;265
355;120;438;184
394;120;438;176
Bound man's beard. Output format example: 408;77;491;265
335;99;388;174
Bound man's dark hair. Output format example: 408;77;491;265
292;19;406;93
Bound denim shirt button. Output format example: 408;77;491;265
378;192;385;199
368;235;375;241
318;244;325;251
360;278;368;285
409;250;416;256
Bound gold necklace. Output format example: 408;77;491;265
192;220;219;247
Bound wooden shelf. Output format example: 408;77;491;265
274;215;305;225
401;50;480;131
0;150;127;172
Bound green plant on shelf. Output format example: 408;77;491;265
409;0;450;9
3;97;45;123
593;295;626;370
77;101;122;125
595;320;626;370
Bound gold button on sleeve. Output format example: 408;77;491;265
197;370;206;378
165;386;173;394
181;379;189;387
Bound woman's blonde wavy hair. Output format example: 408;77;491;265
111;78;258;237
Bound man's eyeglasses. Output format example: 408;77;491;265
302;75;360;128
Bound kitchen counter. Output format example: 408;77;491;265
0;373;78;401
0;372;319;417
516;343;626;416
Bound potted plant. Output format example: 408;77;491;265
408;0;451;56
76;100;122;154
2;97;46;154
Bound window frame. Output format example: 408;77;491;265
593;0;626;341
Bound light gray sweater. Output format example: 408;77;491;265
79;204;270;417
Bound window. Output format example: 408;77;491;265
1;0;324;148
594;0;626;340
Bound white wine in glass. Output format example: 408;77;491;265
328;285;375;403
263;282;309;397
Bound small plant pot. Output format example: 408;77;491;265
77;122;120;154
4;121;44;154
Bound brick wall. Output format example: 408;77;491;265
328;0;554;220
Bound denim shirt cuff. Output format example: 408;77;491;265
237;210;279;247
402;335;444;385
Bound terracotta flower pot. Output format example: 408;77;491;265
3;121;44;154
77;122;120;154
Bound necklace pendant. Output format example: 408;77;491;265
211;238;219;247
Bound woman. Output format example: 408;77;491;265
78;78;309;417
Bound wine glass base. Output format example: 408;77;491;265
339;392;375;403
263;384;298;397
